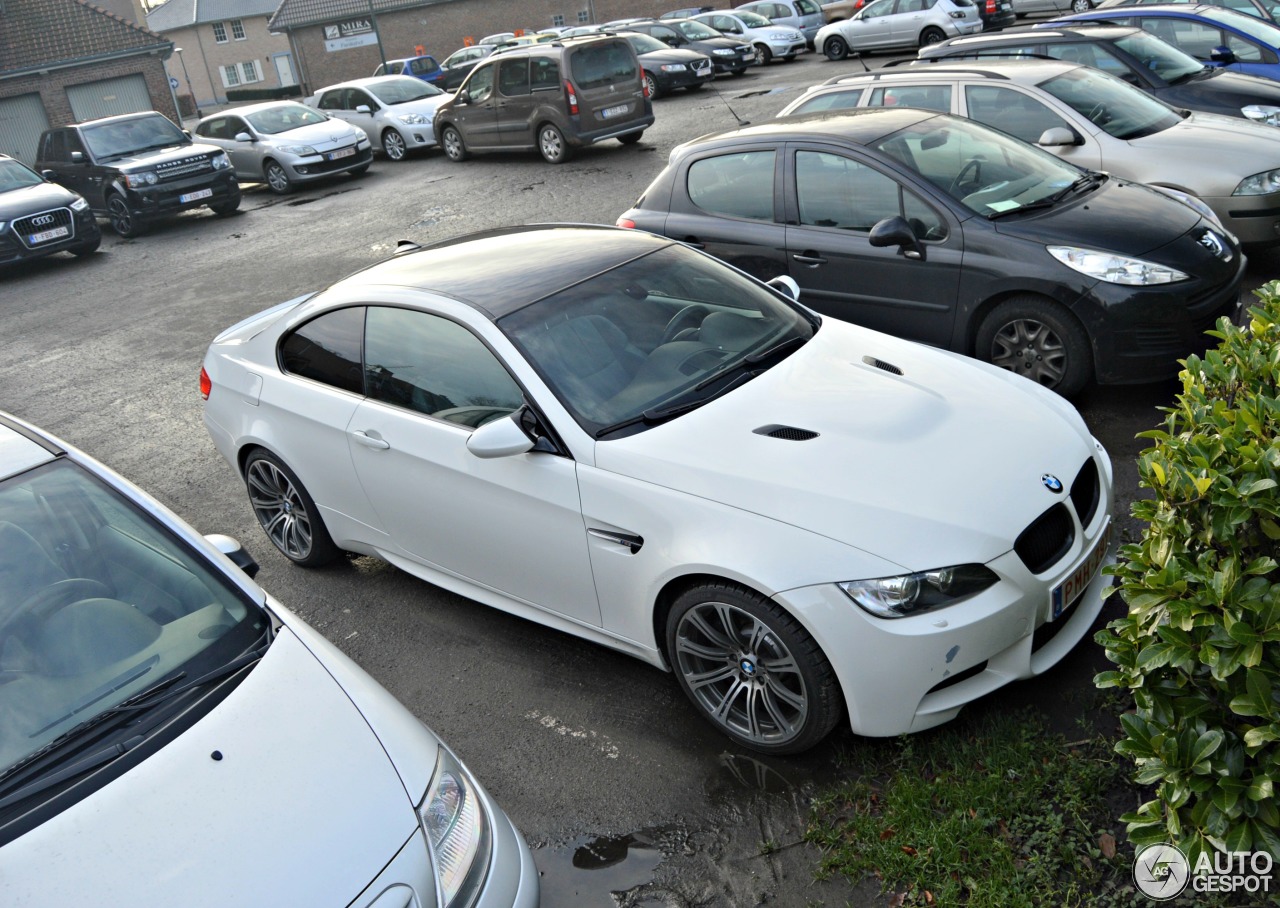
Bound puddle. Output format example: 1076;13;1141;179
535;830;668;906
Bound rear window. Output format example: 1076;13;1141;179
570;41;638;89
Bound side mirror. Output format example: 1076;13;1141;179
868;215;925;261
41;169;56;180
466;413;535;459
183;129;192;138
204;534;260;578
1037;126;1078;147
70;150;85;163
1209;45;1236;64
234;132;254;142
767;274;800;301
355;104;372;113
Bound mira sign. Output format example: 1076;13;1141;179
323;19;378;52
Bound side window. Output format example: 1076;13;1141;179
652;26;680;44
531;57;560;90
198;117;226;139
687;150;776;221
1146;19;1223;57
45;131;67;161
795;151;900;231
1226;34;1266;62
410;58;435;75
1044;41;1131;77
317;90;342;110
712;15;740;31
280;307;365;395
66;131;86;158
227;117;250;137
364;308;523;427
468;64;495;101
964;84;1070;144
898;0;930;13
903;191;947;241
791;88;864;113
796;0;821;13
867;84;952;112
350;90;375;110
498;59;531;95
862;0;895;19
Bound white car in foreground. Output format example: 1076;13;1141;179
306;75;452;161
200;225;1115;754
0;412;537;907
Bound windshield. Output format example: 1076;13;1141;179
1203;5;1280;42
673;19;725;38
0;458;264;780
1039;66;1180;139
0;159;44;193
368;76;443;104
737;10;774;26
873;116;1086;216
498;244;815;436
245;103;329;135
627;33;672;53
81;114;188;159
1111;30;1205;81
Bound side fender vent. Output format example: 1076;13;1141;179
862;355;903;375
755;425;819;441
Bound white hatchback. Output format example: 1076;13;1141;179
306;75;452;161
201;225;1115;755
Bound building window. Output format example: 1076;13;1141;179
220;60;263;87
231;18;246;40
552;13;564;25
577;9;589;22
212;21;227;42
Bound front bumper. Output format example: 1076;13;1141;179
283;144;374;182
0;205;100;265
118;171;239;219
767;38;809;57
655;64;716;91
1214;189;1280;246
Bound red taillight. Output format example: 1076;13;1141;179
564;80;579;115
199;366;211;400
616;218;636;229
985;0;996;12
642;76;651;99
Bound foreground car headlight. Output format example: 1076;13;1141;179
840;565;999;619
660;63;688;72
419;747;490;907
1047;245;1188;285
398;112;431;125
1151;185;1224;231
1234;168;1280;196
278;144;318;156
210;152;232;170
1243;104;1280;127
71;197;89;212
124;171;158;187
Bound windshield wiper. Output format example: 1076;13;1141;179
1050;172;1106;203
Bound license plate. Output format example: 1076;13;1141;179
180;188;214;203
326;147;356;160
29;226;69;244
1050;520;1111;619
601;104;629;119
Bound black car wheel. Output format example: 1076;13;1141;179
975;295;1092;396
106;194;143;238
382;129;408;161
644;71;661;100
210;197;240;216
824;35;849;60
755;43;774;64
243;449;339;567
666;581;841;754
264;160;293;194
618;130;644;145
442;125;469;162
71;235;100;257
538;123;573;164
920;26;947;47
349;163;371;177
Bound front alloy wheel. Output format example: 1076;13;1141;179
244;450;338;567
667;583;840;754
382;129;408;161
975;295;1091;397
441;125;469;162
264;160;293;194
106;195;142;238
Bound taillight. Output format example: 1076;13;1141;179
642;76;651;99
986;0;996;11
199;365;211;400
564;80;578;115
616;217;636;229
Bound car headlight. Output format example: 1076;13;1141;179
398;113;431;125
1242;104;1280;127
211;152;232;170
278;144;318;156
124;171;158;187
714;48;736;56
1234;168;1280;196
419;746;490;907
839;565;999;619
70;197;89;212
1046;245;1188;285
357;135;371;147
660;63;688;71
1150;185;1224;231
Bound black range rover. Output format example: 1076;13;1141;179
0;154;100;266
36;111;240;238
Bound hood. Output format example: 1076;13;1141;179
1120;110;1279;195
694;35;754;51
593;319;1100;571
109;142;222;171
639;47;711;64
992;176;1199;257
0;181;80;217
265;119;363;151
3;629;425;907
1176;66;1280;109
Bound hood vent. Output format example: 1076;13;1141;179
755;425;819;441
862;355;903;376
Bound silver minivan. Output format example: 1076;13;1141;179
737;0;827;45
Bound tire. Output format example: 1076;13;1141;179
441;124;469;162
666;582;841;754
824;35;849;61
538;123;572;164
975;295;1092;397
1070;0;1093;10
643;71;660;100
920;26;947;47
381;128;408;161
263;159;293;194
243;449;339;567
210;196;240;216
754;42;773;65
618;130;643;145
349;162;371;177
71;234;100;257
106;194;143;238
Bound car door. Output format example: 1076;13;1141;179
890;0;931;45
783;144;964;346
345;304;601;626
451;63;503;148
343;88;382;144
495;57;535;146
958;83;1104;171
41;130;99;207
845;0;899;50
222;115;263;178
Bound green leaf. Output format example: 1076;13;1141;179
1244;726;1279;748
1247;778;1274;801
1190;730;1224;767
1243;478;1278;496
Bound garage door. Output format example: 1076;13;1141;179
67;74;153;122
0;94;51;165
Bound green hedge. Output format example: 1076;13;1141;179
1097;282;1280;863
225;85;304;102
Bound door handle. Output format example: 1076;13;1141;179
681;237;706;249
351;430;390;450
587;528;644;553
792;252;828;266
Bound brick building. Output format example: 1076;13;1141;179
0;0;178;164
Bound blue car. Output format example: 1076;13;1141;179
372;54;447;86
1049;3;1280;79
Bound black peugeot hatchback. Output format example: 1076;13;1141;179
618;108;1244;396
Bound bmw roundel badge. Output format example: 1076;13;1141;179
1042;473;1063;493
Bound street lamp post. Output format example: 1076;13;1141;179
174;47;200;119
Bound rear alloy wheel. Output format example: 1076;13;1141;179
920;26;947;47
538;123;572;164
106;194;143;238
643;71;660;100
755;42;773;65
263;160;293;194
824;35;849;61
441;125;469;162
382;129;408;161
244;449;338;567
975;295;1092;397
667;582;841;754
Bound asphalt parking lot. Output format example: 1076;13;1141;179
4;44;1278;906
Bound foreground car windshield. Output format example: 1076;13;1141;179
673;20;725;38
1112;31;1205;83
872;116;1085;216
1038;67;1181;139
0;459;264;779
368;77;444;104
81;115;187;159
498;245;814;435
244;104;329;134
0;159;43;192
